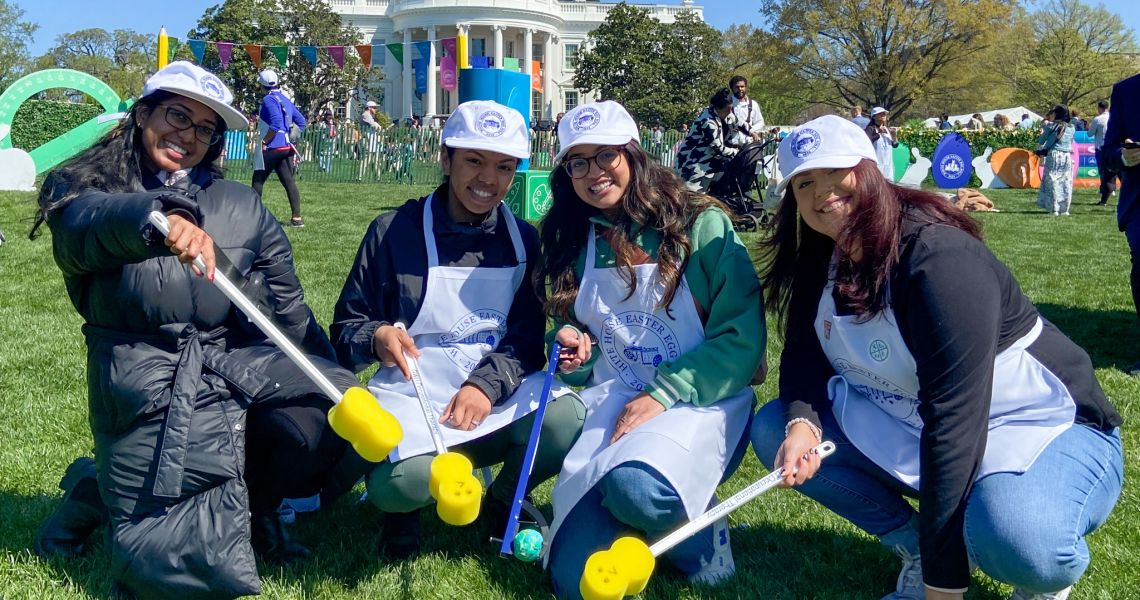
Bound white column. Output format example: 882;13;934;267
402;28;413;122
523;29;533;75
493;25;504;69
545;34;557;118
427;26;437;119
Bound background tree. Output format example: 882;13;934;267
36;28;154;98
759;0;1018;119
191;0;371;120
573;3;724;128
1013;0;1138;112
0;0;38;93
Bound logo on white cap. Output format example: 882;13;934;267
200;75;226;100
571;107;602;132
939;154;965;178
791;128;822;158
476;110;506;137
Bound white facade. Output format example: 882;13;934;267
328;0;703;122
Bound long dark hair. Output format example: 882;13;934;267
760;159;982;330
31;90;227;238
536;141;723;323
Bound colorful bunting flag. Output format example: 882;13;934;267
217;42;233;68
269;45;288;67
355;44;373;69
244;44;262;68
471;56;491;69
386;43;403;66
414;41;431;61
300;45;318;66
328;46;345;69
168;37;180;63
187;39;206;64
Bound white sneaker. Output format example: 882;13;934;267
1009;586;1072;600
880;543;924;600
689;516;735;586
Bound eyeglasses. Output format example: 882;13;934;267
162;106;223;145
564;148;623;179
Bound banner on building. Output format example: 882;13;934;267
413;57;428;94
441;55;457;91
502;57;519;71
532;61;542;91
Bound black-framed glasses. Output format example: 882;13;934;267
162;106;223;145
564;148;623;179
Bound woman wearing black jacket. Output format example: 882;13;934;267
32;62;363;599
750;115;1123;600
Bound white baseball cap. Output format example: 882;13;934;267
365;100;378;109
142;61;247;130
774;115;877;197
870;106;888;116
554;101;640;164
258;69;279;87
441;100;530;159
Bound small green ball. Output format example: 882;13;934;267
512;528;544;562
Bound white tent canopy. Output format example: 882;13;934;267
921;106;1044;128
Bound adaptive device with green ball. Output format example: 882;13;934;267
512;528;544;562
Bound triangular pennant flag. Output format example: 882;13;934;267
167;37;180;63
414;41;431;61
187;39;206;64
244;44;262;68
300;45;317;66
386;42;403;66
217;42;234;68
269;45;288;67
327;46;345;69
355;44;372;68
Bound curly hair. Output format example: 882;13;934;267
759;159;982;331
31;90;227;239
536;141;725;324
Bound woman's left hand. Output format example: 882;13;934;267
164;213;215;280
610;393;665;445
440;384;493;431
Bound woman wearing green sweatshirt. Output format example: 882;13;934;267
536;101;766;599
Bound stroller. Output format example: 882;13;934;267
708;138;778;232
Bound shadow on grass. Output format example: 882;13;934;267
1037;303;1138;372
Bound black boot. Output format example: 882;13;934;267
250;511;311;564
378;509;421;560
34;457;107;559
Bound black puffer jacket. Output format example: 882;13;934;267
44;167;340;599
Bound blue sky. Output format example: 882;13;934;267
15;0;1140;57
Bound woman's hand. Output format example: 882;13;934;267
555;326;592;373
610;393;665;445
164;214;215;280
372;324;420;379
773;423;823;486
440;384;492;431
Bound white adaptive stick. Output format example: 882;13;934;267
147;211;342;403
393;322;448;456
648;440;836;556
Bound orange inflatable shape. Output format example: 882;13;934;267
990;148;1041;189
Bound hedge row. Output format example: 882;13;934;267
896;128;1039;188
9;100;103;151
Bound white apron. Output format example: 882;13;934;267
815;269;1075;488
873;130;894;180
367;194;566;461
548;228;753;545
253;119;270;171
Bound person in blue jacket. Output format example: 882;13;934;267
253;68;307;227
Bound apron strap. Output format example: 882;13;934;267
422;193;440;268
498;201;527;265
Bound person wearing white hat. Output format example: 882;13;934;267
331;100;585;559
358;100;383;179
750;115;1123;600
865;106;899;180
253;68;308;227
31;61;367;596
538;100;765;597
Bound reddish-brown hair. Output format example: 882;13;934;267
760;159;982;328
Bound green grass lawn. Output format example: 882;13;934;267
0;182;1136;599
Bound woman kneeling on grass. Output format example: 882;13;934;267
31;62;367;598
538;101;765;598
750;115;1123;600
331;101;585;558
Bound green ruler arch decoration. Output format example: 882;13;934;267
0;69;131;174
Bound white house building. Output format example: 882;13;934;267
327;0;703;123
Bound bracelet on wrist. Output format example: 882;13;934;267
785;417;822;442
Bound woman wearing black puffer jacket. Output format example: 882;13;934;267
30;62;365;599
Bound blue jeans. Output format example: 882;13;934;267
548;429;750;599
750;398;1123;593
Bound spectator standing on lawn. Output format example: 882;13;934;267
1036;104;1077;216
252;69;307;227
1089;100;1116;206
